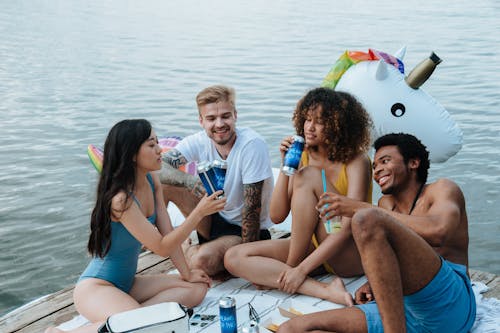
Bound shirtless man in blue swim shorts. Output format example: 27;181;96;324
277;133;476;333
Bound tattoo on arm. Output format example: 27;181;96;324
159;149;206;198
241;181;264;243
162;149;188;169
189;179;206;199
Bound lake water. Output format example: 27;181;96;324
1;0;499;316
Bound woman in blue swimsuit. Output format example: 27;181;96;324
46;119;225;333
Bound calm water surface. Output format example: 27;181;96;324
1;0;499;316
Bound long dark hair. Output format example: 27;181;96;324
88;119;152;258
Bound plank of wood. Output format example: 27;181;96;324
16;304;77;333
486;276;500;299
470;269;500;299
470;269;496;285
0;286;74;333
136;251;167;272
137;258;176;275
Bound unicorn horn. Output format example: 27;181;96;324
394;46;407;61
405;52;442;89
375;60;389;80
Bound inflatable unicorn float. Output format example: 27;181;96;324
88;47;463;174
322;47;462;163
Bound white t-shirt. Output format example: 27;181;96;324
176;127;273;230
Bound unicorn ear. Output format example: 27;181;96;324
375;60;389;80
394;46;407;60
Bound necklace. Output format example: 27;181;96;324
408;183;425;215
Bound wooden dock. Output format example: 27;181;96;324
1;251;177;333
1;237;498;333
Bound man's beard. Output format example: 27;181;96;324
212;129;235;146
381;185;394;195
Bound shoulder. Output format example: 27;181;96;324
346;153;371;170
426;178;465;202
345;153;372;184
111;190;131;212
150;172;163;192
238;127;266;145
427;178;462;194
175;131;208;159
237;128;269;156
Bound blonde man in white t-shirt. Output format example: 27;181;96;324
160;85;273;278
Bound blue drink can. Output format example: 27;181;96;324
197;161;220;196
212;159;227;192
282;135;304;176
219;296;237;333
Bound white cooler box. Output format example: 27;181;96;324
98;302;189;333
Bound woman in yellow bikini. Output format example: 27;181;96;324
225;88;372;306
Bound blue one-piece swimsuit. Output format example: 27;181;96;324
78;174;157;293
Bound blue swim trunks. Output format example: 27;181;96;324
356;258;476;333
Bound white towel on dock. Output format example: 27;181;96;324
470;281;500;332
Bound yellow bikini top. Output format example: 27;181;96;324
301;152;372;203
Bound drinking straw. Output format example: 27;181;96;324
321;169;327;192
321;169;332;233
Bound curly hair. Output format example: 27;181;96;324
293;88;372;163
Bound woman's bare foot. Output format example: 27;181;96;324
45;327;64;333
326;277;354;306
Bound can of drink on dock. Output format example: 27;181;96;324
242;321;260;333
197;161;224;198
282;135;304;176
212;159;227;192
219;296;237;333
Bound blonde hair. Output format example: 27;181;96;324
196;85;236;113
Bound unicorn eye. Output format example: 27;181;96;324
391;103;406;117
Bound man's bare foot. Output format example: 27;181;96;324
326;277;354;306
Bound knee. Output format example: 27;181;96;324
293;166;321;190
192;246;226;274
224;244;247;275
183;282;208;308
190;251;211;272
351;207;386;244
